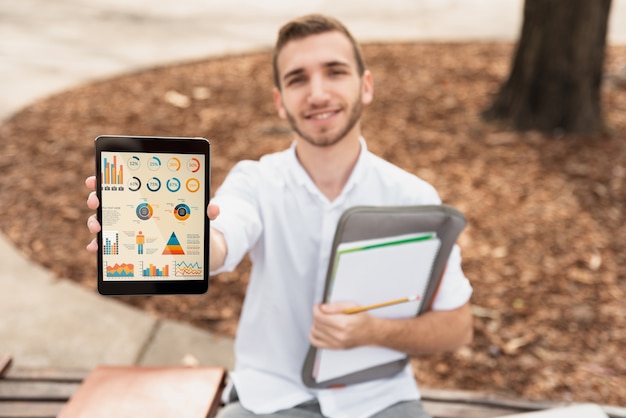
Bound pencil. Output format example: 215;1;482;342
343;294;421;315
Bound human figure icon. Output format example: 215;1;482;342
136;231;145;254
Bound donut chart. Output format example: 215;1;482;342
174;203;191;221
136;203;153;220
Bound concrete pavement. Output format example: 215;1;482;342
1;0;625;371
0;0;531;121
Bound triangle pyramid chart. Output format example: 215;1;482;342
163;232;185;255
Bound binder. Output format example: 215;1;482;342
301;205;467;388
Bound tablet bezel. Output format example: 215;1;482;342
95;135;210;295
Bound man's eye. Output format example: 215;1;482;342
287;77;305;86
329;69;348;76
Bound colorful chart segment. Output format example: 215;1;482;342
163;232;185;255
106;263;134;277
175;261;203;276
143;263;169;277
103;231;119;255
103;156;124;185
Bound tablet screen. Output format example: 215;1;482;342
95;136;210;295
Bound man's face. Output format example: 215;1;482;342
273;31;373;148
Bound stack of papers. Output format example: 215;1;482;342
314;232;441;382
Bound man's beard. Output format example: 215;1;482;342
286;97;362;148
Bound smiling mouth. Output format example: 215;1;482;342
306;110;339;120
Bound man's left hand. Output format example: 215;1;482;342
308;302;376;350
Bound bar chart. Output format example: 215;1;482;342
102;155;124;189
143;263;169;277
103;231;119;255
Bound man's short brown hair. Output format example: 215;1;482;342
272;14;366;89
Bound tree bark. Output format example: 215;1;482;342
483;0;612;135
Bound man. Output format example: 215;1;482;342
86;14;473;418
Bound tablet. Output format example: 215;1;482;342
95;135;210;295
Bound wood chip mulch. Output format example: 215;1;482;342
1;42;625;407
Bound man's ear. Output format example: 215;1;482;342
361;70;374;105
273;87;287;120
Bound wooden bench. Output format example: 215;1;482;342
0;354;85;418
1;354;625;418
0;354;225;418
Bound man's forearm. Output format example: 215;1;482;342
310;301;473;355
209;227;227;272
368;302;473;356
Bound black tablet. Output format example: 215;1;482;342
95;135;210;295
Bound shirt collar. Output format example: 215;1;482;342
286;137;369;204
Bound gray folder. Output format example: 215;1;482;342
301;205;467;388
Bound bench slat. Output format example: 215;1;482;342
0;381;80;401
423;401;527;418
421;388;562;411
421;388;626;418
0;401;65;418
4;368;87;382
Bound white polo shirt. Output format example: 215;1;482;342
210;138;472;418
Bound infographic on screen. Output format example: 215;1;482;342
100;151;206;282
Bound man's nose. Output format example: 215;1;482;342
307;74;330;104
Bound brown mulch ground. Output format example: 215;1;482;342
1;42;625;407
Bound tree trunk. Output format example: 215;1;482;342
483;0;612;135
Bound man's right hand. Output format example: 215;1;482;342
85;176;101;252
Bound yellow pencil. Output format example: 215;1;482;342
343;294;421;315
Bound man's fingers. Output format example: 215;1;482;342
85;176;96;191
207;202;220;221
319;301;358;315
86;238;99;252
85;176;100;252
309;328;335;349
87;214;101;234
87;191;99;210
